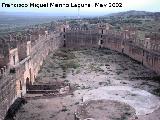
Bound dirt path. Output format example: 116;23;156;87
15;48;160;120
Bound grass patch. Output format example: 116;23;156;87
60;60;80;70
152;76;160;82
99;82;109;86
54;50;75;60
61;106;68;112
152;88;160;96
89;64;104;72
75;69;81;74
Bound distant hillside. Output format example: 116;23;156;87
0;12;82;34
107;10;160;18
0;12;58;24
97;10;160;33
0;12;60;34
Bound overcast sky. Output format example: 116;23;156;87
0;0;160;16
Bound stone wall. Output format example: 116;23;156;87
9;48;19;67
0;72;17;120
102;31;160;75
0;29;62;119
64;30;99;48
0;41;9;68
63;24;160;75
1;21;160;119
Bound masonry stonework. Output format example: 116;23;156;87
0;25;62;119
0;21;160;119
62;22;160;74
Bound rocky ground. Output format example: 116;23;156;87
15;48;160;120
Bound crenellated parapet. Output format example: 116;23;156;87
144;33;160;52
0;22;62;119
60;22;160;74
0;20;160;119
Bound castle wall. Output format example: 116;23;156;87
103;34;123;53
143;51;160;74
0;73;17;120
123;43;144;63
64;30;99;48
17;41;27;61
63;26;160;75
0;41;10;68
9;48;19;67
0;57;6;68
102;32;160;75
0;30;62;119
1;22;160;119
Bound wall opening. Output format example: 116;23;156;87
26;77;30;92
13;55;15;65
63;40;66;48
63;28;65;32
122;48;124;53
99;39;104;48
29;68;32;84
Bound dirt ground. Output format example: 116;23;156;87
76;100;136;120
15;48;160;120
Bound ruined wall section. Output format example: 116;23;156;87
102;31;123;53
63;23;160;75
123;42;143;63
64;30;99;48
1;21;160;119
143;50;160;74
9;48;19;67
31;31;62;84
0;29;62;119
123;42;160;74
0;71;17;120
0;40;9;68
101;29;160;75
17;40;27;61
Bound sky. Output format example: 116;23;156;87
0;0;160;16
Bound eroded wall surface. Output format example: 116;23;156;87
0;30;62;119
1;22;160;119
63;24;160;74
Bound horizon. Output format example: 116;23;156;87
0;10;160;17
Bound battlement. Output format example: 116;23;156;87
0;21;160;119
0;23;62;120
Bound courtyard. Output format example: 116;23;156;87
15;48;160;120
